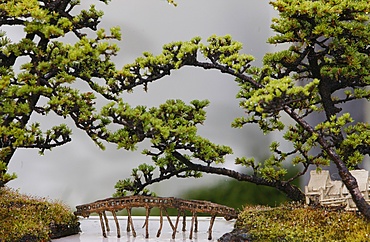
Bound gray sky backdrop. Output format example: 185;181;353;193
7;0;281;207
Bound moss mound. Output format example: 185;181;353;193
0;187;79;242
235;203;370;241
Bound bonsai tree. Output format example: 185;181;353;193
0;0;132;187
101;0;370;219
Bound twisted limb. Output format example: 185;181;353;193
173;209;184;239
189;212;196;239
144;207;151;238
173;211;179;239
157;208;164;237
111;210;121;238
103;211;110;232
208;215;216;240
163;207;175;231
126;208;136;237
98;212;107;238
182;211;187;232
194;213;198;232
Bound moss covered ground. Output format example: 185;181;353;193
0;187;79;242
235;203;370;241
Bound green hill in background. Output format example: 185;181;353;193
182;176;301;210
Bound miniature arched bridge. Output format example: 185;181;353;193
74;195;238;240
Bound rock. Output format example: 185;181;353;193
218;228;252;242
18;235;39;242
49;222;81;239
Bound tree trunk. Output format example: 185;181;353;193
327;147;370;220
275;181;305;202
